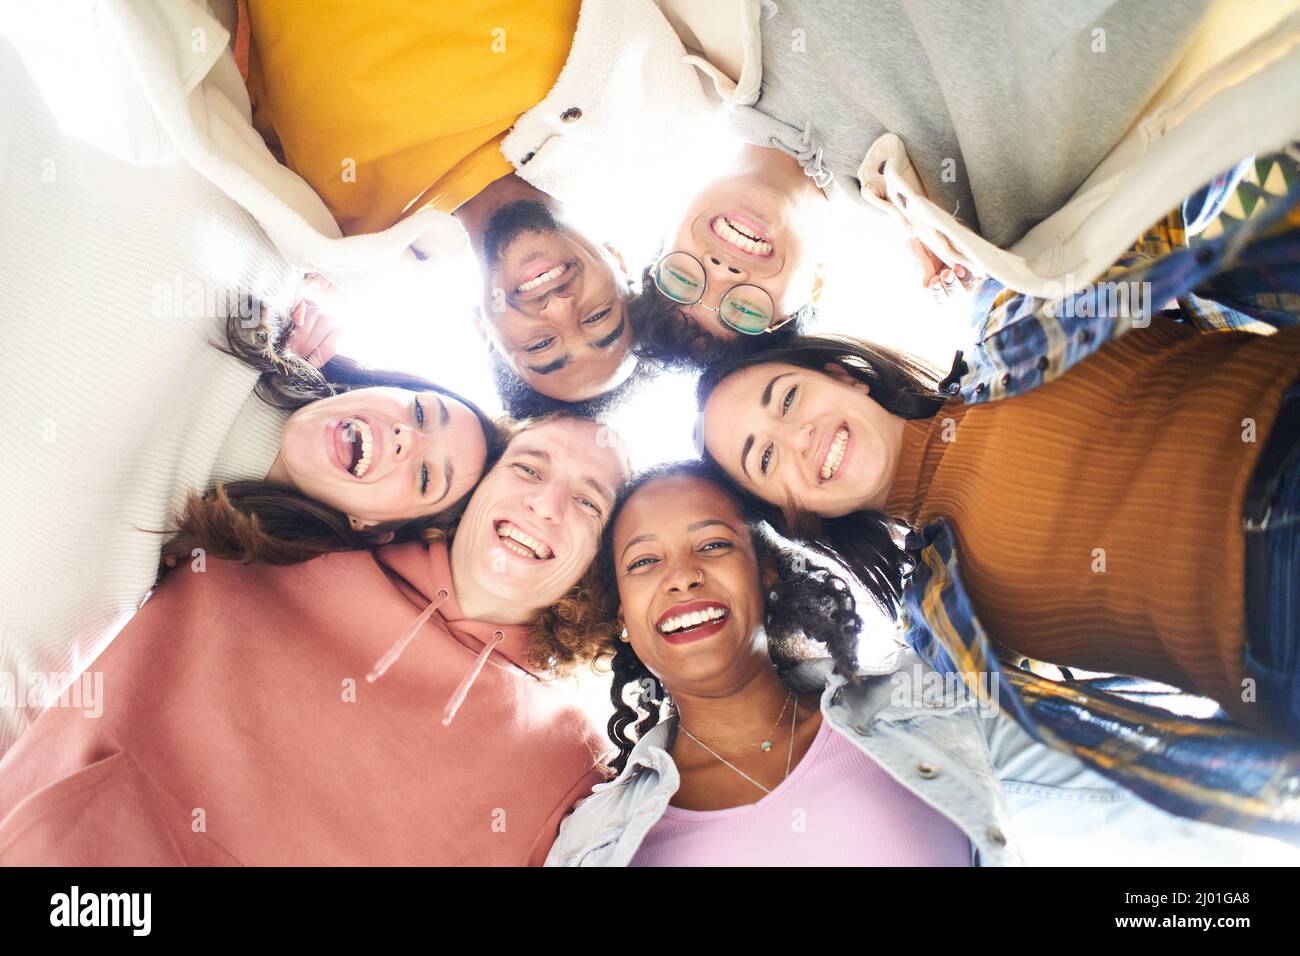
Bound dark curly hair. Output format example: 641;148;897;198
587;460;864;773
486;239;664;418
694;334;948;620
627;250;814;372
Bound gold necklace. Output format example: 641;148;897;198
679;697;799;795
683;690;793;752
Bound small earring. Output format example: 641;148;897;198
769;590;779;602
620;627;629;641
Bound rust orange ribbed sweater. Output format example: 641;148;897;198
885;318;1300;730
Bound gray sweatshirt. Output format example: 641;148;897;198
730;0;1212;247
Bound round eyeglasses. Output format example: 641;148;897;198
652;251;790;335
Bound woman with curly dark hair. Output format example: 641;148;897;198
545;461;1223;866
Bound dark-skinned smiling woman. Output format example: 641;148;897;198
545;463;1261;866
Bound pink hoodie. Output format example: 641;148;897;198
0;540;609;865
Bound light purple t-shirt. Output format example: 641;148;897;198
630;717;972;867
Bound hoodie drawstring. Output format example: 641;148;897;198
769;121;833;189
441;629;506;727
366;588;451;683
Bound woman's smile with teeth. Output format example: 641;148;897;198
711;216;773;256
343;418;375;478
658;606;728;635
495;521;554;560
820;425;848;481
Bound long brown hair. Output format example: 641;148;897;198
696;334;947;619
160;308;514;568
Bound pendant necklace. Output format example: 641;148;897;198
678;692;799;795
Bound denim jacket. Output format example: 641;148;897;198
545;651;1261;866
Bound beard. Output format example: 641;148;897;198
481;200;563;271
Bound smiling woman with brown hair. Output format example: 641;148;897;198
697;321;1300;740
686;305;1300;841
161;310;511;567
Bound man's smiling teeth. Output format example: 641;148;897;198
712;216;772;256
658;606;728;635
496;521;553;560
516;264;565;293
347;419;374;478
820;426;848;481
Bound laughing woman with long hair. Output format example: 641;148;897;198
163;310;508;566
695;323;1300;737
688;316;1300;837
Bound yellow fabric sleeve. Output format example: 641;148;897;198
244;0;580;235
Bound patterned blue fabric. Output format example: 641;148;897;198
905;155;1300;839
900;522;1300;841
953;158;1300;405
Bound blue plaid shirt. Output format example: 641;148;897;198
901;154;1300;840
951;155;1300;405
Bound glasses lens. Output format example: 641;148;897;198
654;252;706;304
719;285;776;335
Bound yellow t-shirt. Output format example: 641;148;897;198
244;0;581;235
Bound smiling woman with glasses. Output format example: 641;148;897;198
627;145;830;369
652;250;793;336
626;256;815;371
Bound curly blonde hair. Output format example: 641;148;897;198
525;565;623;676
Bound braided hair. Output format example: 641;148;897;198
597;460;863;774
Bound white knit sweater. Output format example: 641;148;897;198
0;41;296;755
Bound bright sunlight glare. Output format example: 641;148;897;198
334;130;969;467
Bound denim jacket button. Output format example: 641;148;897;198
1036;356;1049;371
987;826;1007;847
1000;373;1012;387
974;382;987;395
916;762;938;779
